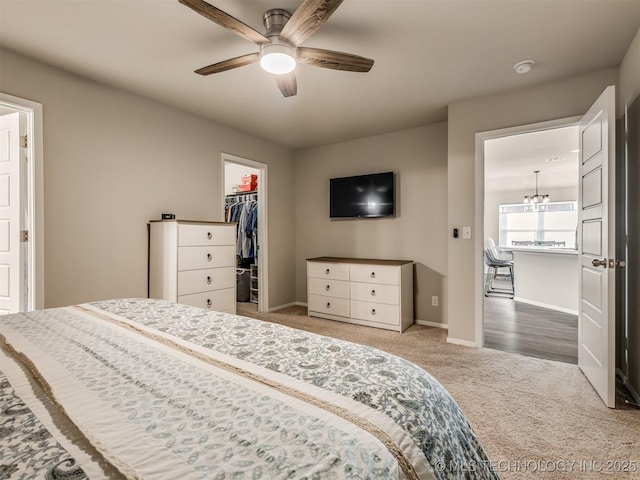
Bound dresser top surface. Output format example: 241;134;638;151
307;256;413;266
149;220;234;226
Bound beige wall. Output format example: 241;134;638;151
619;26;640;111
447;67;619;343
0;48;295;309
293;123;448;325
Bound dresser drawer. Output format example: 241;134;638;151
178;267;235;296
349;264;399;285
178;245;235;271
350;282;400;305
178;224;235;246
178;288;235;312
307;261;349;281
308;277;349;299
350;300;400;326
308;294;349;318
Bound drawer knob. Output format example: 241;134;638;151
370;272;376;278
325;285;330;291
371;308;376;315
326;302;331;309
325;268;330;275
207;276;212;285
207;253;212;262
206;299;212;308
371;289;376;296
207;232;212;240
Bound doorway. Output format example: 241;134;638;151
0;93;44;314
476;87;621;408
221;153;268;313
480;120;581;363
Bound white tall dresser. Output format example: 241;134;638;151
307;257;414;332
148;220;237;314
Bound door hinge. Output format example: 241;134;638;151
20;135;27;148
20;230;29;242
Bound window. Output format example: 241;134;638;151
498;201;577;249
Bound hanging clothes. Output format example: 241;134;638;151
247;203;258;259
225;195;258;263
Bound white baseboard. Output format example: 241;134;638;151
446;336;477;348
269;301;305;312
513;297;578;316
415;319;448;329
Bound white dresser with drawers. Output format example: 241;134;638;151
148;220;236;314
307;257;414;332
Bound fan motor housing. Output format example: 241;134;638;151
263;9;291;37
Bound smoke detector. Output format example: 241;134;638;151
513;60;535;74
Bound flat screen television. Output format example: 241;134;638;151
329;171;395;218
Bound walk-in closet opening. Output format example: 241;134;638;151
221;154;269;313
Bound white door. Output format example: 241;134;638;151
578;85;616;408
0;112;23;315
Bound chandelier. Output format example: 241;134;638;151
523;170;550;204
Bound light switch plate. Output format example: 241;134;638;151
462;226;472;239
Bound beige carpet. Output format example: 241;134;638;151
237;303;640;479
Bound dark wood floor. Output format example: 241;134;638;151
483;289;578;364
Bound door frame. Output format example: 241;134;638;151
220;152;269;313
474;115;582;346
0;93;44;311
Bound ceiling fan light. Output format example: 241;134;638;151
261;53;296;74
260;43;296;75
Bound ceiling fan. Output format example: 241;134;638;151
179;0;375;97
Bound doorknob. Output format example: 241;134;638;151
592;258;607;267
616;259;626;268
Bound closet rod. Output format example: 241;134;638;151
225;192;258;202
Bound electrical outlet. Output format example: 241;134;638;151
431;296;439;307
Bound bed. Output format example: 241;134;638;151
0;298;498;479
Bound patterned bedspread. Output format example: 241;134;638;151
0;298;498;479
0;362;88;480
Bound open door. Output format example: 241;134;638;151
0;112;23;315
578;85;617;408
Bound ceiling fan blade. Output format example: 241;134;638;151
279;0;343;46
275;73;297;97
179;0;270;45
195;52;259;75
297;47;374;72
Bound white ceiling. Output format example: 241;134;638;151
484;125;580;193
1;0;639;150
